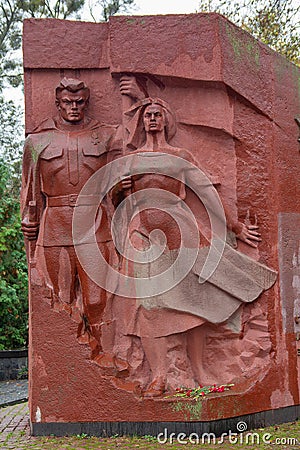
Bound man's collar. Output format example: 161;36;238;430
31;116;100;133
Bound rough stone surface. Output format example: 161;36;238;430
23;19;109;69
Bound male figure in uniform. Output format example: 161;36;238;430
21;77;135;371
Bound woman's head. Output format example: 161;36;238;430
143;103;166;133
127;97;176;149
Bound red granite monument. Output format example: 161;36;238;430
22;13;300;436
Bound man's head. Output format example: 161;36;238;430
55;78;90;124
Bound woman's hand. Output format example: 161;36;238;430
236;222;261;248
120;75;144;101
113;177;132;198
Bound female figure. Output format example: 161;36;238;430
111;98;276;397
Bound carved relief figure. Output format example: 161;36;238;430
21;78;127;371
110;98;277;397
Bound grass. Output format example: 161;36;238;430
2;419;299;449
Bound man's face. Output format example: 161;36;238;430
143;104;166;133
56;89;89;123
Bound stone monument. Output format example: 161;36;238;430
22;13;300;436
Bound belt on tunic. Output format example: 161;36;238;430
46;194;100;207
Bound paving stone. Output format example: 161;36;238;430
0;402;29;448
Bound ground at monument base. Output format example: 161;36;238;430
1;402;299;449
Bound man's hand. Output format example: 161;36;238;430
21;219;39;241
120;75;145;101
236;223;261;248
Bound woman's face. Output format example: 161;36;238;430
143;104;166;133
